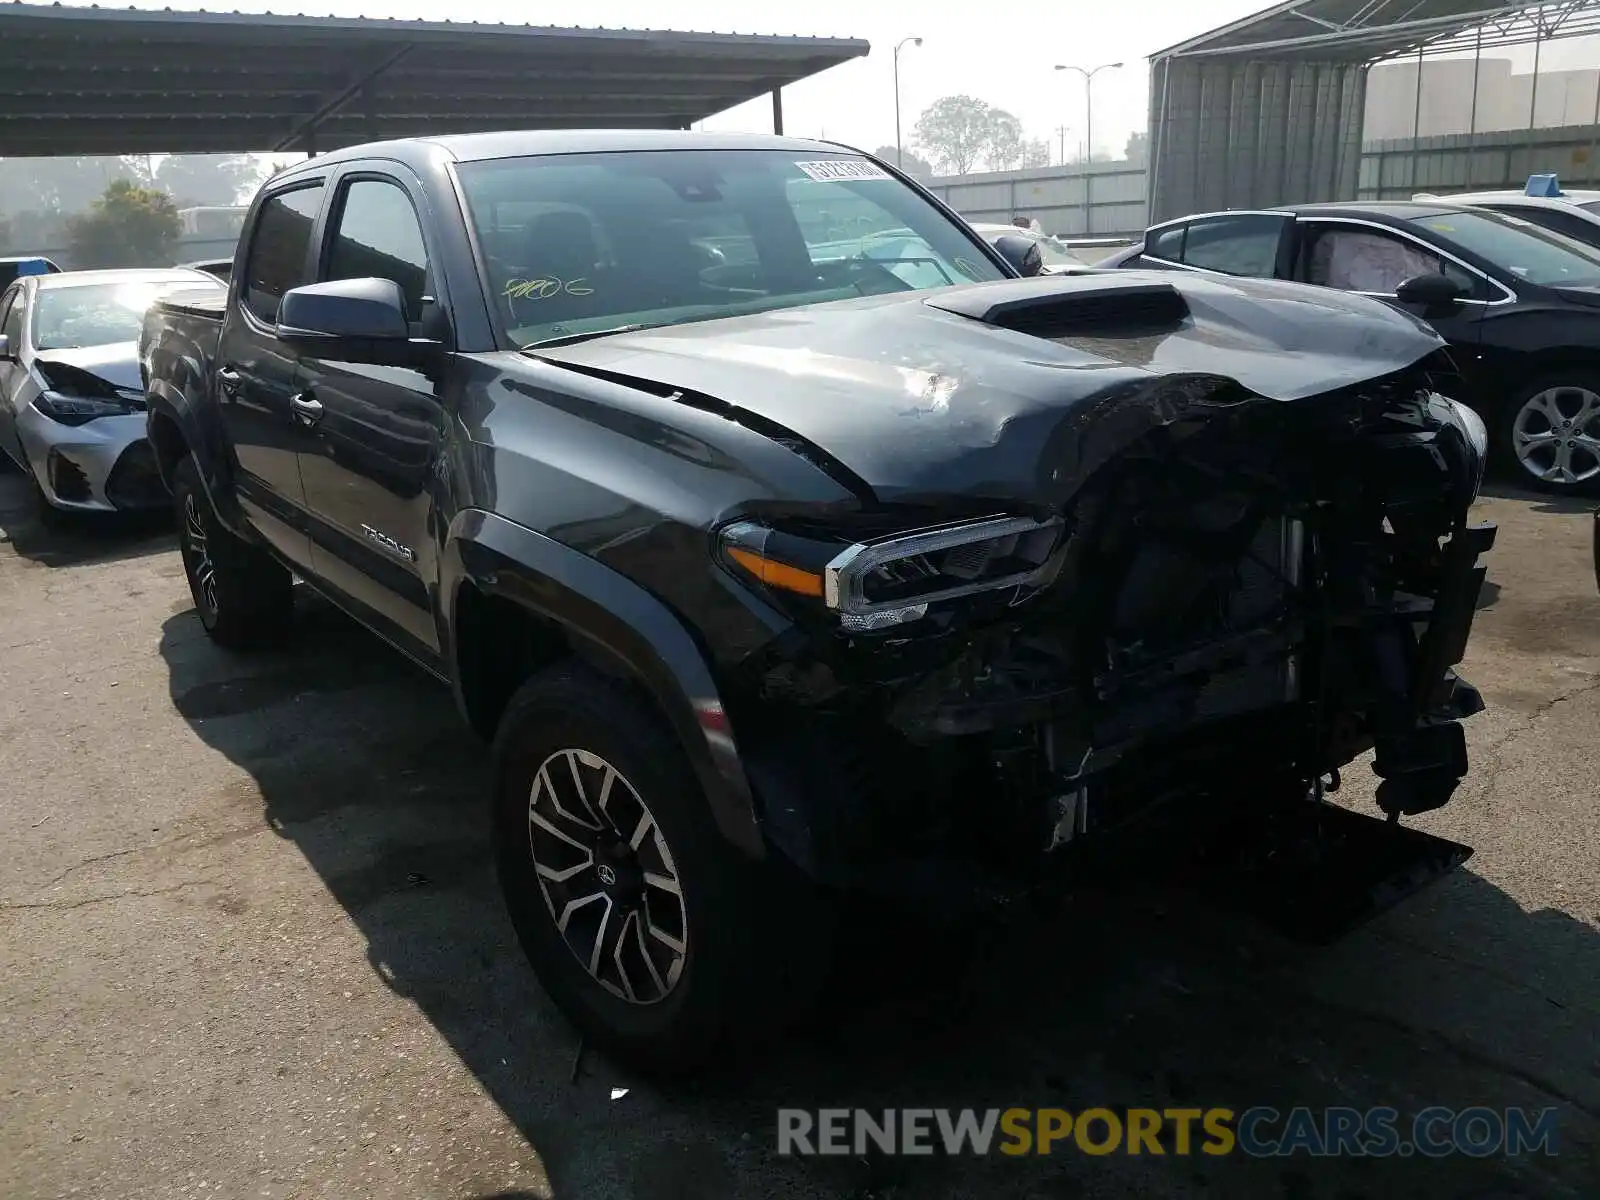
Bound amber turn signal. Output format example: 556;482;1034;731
725;546;825;598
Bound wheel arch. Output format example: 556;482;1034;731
441;509;764;860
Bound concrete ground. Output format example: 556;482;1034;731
1;458;1597;1200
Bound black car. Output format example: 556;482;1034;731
141;132;1494;1072
1106;202;1600;494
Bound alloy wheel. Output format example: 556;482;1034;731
182;492;218;617
527;748;688;1005
1512;385;1600;487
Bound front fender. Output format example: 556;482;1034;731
441;509;764;859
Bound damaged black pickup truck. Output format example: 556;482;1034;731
140;131;1495;1072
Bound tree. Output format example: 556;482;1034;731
65;179;181;269
982;110;1026;171
1124;131;1149;164
156;154;272;207
1020;139;1052;169
871;145;935;178
913;96;1005;176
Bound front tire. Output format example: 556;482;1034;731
173;454;293;649
1498;374;1600;494
492;665;783;1074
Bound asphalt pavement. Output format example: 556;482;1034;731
1;458;1596;1200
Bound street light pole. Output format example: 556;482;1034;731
894;36;923;170
1054;61;1122;233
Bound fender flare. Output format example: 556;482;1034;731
441;509;765;860
143;379;248;534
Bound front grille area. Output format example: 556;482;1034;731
47;449;92;503
105;440;165;509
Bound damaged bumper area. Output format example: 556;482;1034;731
719;357;1494;938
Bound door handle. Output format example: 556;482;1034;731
216;365;243;396
289;390;324;426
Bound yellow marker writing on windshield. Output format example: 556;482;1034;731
504;277;594;299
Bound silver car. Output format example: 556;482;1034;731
0;267;221;512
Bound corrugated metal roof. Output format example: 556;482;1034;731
1154;0;1600;62
0;2;870;156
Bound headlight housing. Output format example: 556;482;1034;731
31;389;139;427
719;514;1066;632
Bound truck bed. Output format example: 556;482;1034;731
155;289;227;321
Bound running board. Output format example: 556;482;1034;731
1193;802;1473;944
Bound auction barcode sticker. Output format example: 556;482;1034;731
794;159;892;182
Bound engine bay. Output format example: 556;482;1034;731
731;362;1495;923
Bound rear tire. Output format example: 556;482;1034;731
491;663;821;1074
173;454;293;649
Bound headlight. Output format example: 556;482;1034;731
31;390;137;427
720;514;1066;632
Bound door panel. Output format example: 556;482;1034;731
296;173;446;656
296;359;445;652
217;182;325;568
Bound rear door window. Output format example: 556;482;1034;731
242;184;324;322
1179;214;1288;277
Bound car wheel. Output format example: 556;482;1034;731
492;664;804;1074
173;453;293;648
1500;375;1600;494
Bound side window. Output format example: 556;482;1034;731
242;184;324;322
1180;215;1285;277
325;179;431;320
1145;224;1186;263
1303;225;1488;298
0;286;22;348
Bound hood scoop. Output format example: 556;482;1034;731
925;279;1191;339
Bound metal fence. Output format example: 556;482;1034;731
1358;123;1600;198
921;121;1600;240
26;233;237;271
921;162;1149;240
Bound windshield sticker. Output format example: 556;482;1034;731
794;159;892;183
504;277;594;300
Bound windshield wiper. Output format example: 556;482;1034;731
519;323;665;350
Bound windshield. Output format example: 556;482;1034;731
34;279;216;350
1581;200;1600;217
1408;209;1600;287
455;149;1006;348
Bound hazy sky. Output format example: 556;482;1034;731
146;0;1275;160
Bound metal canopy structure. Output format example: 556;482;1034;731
1147;1;1600;221
0;3;869;157
1155;0;1600;60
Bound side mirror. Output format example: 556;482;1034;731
276;277;427;366
992;234;1045;278
1394;272;1463;308
0;334;12;362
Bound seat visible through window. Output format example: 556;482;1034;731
1308;229;1441;294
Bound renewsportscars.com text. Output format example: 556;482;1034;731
776;1106;1559;1158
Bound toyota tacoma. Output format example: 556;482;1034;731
140;131;1495;1072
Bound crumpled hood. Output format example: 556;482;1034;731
533;270;1448;507
34;340;144;393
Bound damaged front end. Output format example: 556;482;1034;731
720;355;1494;941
